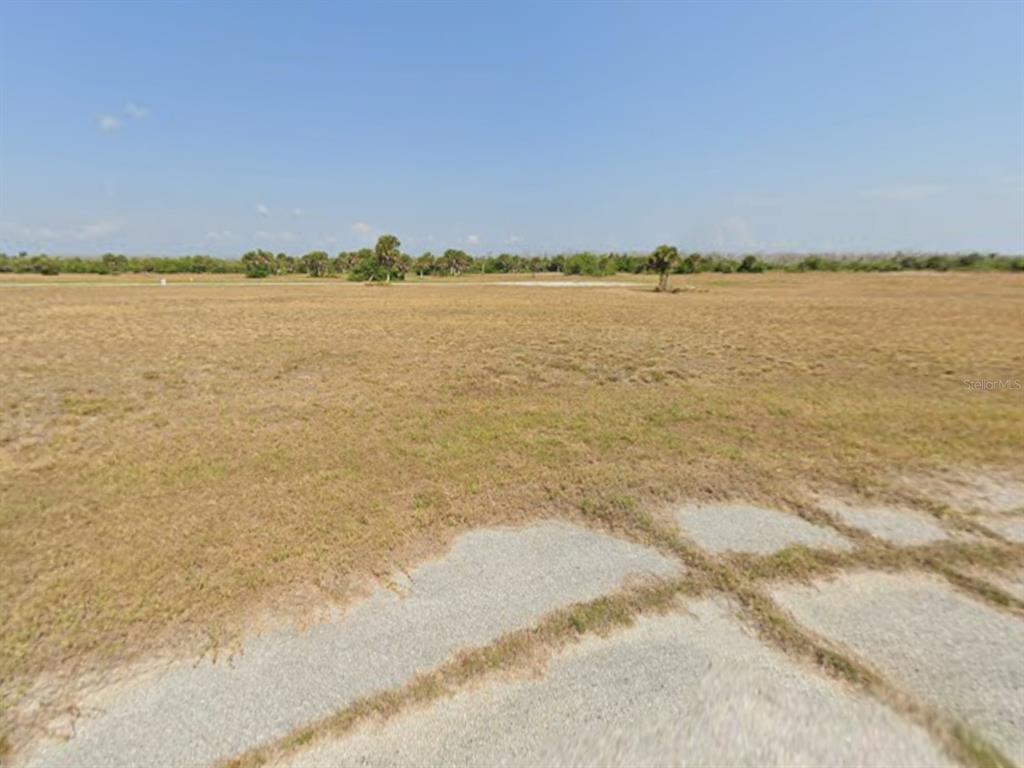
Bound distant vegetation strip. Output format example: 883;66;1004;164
2;243;1021;278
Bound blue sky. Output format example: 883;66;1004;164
1;0;1021;256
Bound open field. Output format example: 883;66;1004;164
2;271;1023;760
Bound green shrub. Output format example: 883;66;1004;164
737;255;767;273
564;252;614;276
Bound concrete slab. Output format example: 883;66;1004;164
908;470;1024;515
773;571;1024;762
817;498;949;546
22;521;679;768
675;504;853;555
284;600;951;768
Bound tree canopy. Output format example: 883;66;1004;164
648;245;680;291
2;246;1020;279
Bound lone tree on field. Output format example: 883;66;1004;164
648;244;680;292
375;234;401;282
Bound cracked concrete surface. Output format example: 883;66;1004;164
21;522;679;768
284;600;953;768
772;571;1024;762
15;499;1022;768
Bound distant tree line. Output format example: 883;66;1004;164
2;242;1021;279
0;252;245;276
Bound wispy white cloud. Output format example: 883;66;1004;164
505;235;523;245
205;230;238;241
466;234;480;245
97;104;148;134
98;115;123;132
124;102;150;119
351;221;373;236
861;184;948;201
292;207;307;216
256;204;270;217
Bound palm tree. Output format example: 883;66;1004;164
648;245;680;292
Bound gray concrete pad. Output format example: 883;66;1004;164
817;498;950;546
674;504;852;555
772;571;1024;762
22;521;679;768
284;600;952;768
981;516;1024;543
908;470;1024;515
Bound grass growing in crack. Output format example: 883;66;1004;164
723;545;849;583
951;723;1017;768
219;513;1022;768
725;533;1024;617
220;578;694;768
939;568;1024;613
732;587;876;686
730;587;1017;768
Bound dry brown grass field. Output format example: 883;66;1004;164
1;271;1022;735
